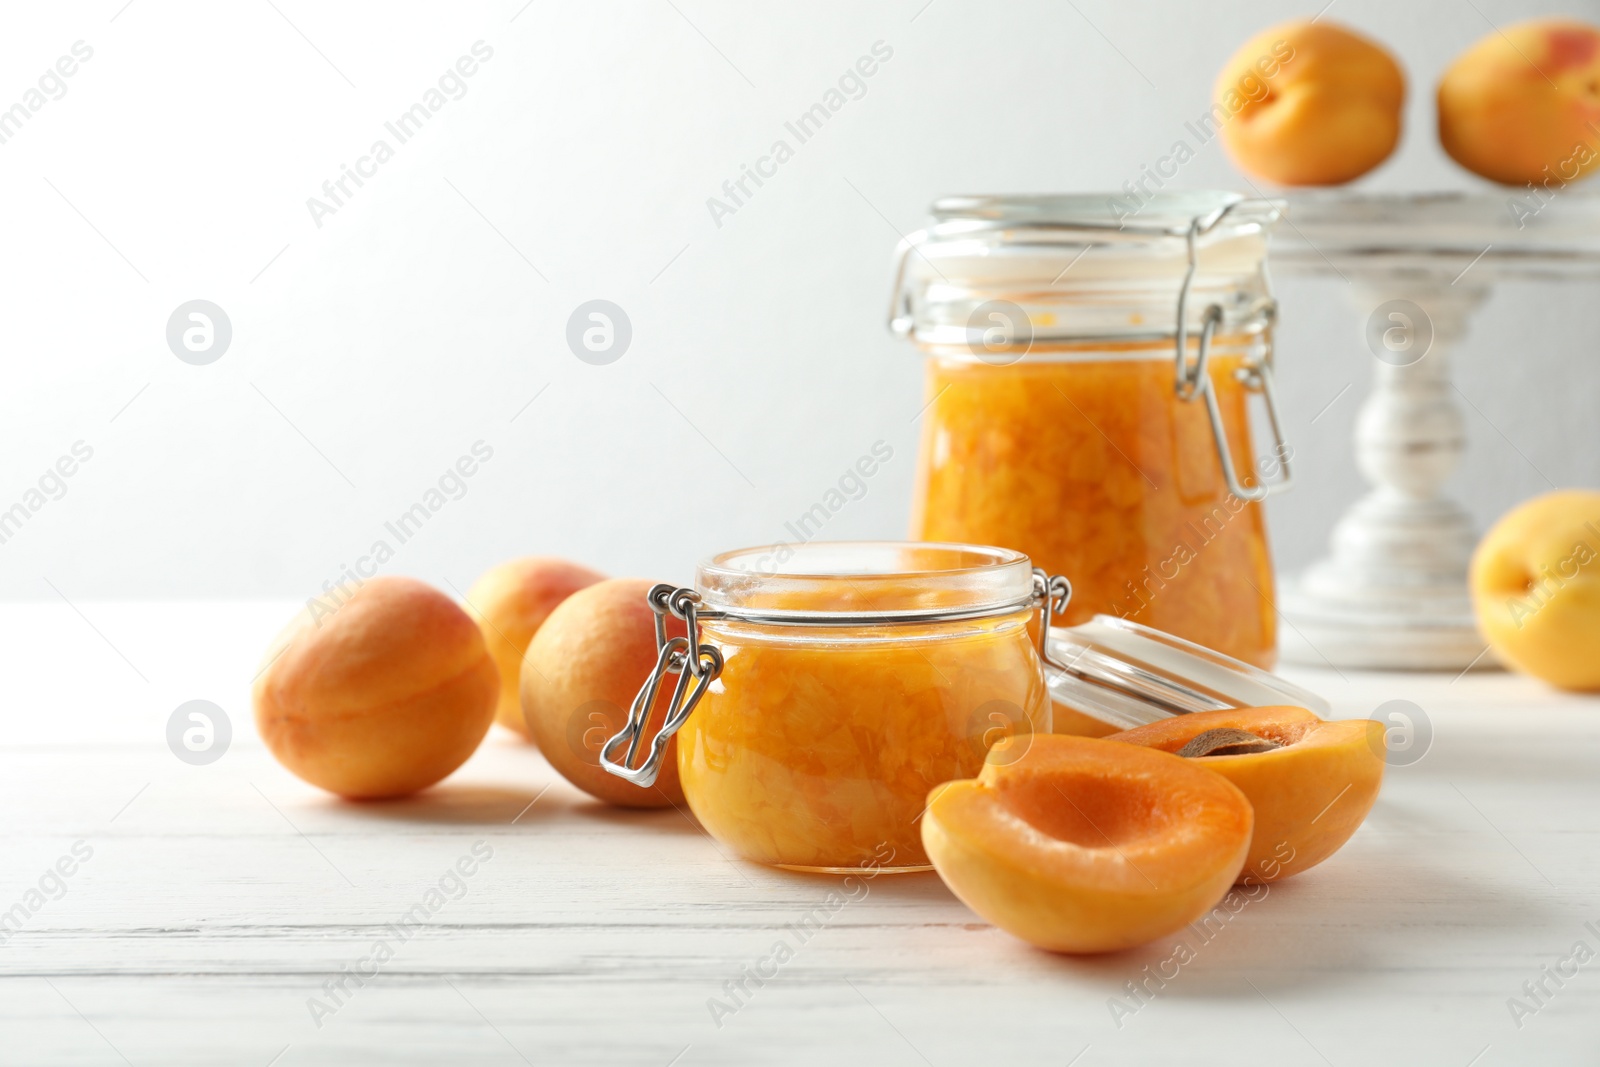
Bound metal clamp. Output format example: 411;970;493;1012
886;232;925;338
598;583;723;789
1173;212;1292;504
1033;568;1073;672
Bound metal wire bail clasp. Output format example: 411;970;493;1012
1173;210;1293;504
1032;568;1073;673
599;583;724;789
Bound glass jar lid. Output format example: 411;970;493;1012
1044;614;1329;731
885;191;1296;505
888;190;1283;349
695;541;1036;624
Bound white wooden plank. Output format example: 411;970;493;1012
2;603;1599;1064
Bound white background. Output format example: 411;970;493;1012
3;0;1597;600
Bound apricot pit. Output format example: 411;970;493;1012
1176;727;1284;758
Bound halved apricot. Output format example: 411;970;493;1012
1049;701;1120;738
1107;706;1384;883
922;735;1252;954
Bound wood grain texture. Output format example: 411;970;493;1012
2;602;1598;1065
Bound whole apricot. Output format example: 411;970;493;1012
253;576;500;798
1439;19;1600;187
1215;20;1405;186
520;578;688;808
465;557;605;739
923;735;1252;954
1108;706;1384;883
1471;490;1600;690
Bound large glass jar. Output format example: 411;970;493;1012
598;542;1055;873
889;193;1291;668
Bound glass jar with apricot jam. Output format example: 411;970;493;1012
888;192;1292;668
598;542;1066;873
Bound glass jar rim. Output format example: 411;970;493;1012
928;191;1280;235
695;540;1036;623
888;189;1283;351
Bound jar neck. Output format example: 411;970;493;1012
701;610;1034;647
695;541;1035;621
889;192;1282;351
915;331;1270;364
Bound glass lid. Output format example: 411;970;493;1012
928;191;1281;235
695;541;1036;620
888;190;1284;350
1044;614;1330;731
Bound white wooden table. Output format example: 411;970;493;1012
4;601;1598;1066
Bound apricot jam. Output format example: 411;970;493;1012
911;344;1277;667
889;192;1289;668
617;543;1052;872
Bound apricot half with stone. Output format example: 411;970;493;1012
922;735;1252;954
1108;706;1384;883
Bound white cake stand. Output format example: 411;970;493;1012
1270;190;1600;671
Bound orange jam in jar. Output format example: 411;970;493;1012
600;542;1053;872
913;345;1277;667
890;192;1292;668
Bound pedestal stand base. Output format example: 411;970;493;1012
1277;492;1495;671
1268;189;1600;672
1278;579;1493;671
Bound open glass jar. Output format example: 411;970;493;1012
600;542;1059;873
890;192;1291;668
598;540;1331;874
